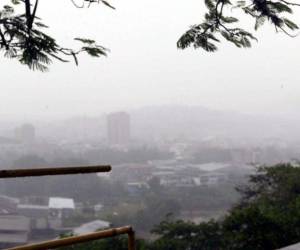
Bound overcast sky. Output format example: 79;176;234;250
1;0;300;120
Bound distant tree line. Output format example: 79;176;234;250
83;147;173;165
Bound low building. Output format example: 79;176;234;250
48;197;75;230
94;203;104;213
127;182;149;195
160;176;195;187
197;173;228;186
0;195;19;215
17;204;49;230
0;215;30;248
111;163;154;183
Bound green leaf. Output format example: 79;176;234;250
82;46;107;57
255;16;266;30
221;16;239;23
205;0;215;10
283;18;299;30
268;2;292;13
35;22;49;28
236;0;246;7
74;38;95;44
101;0;115;10
11;0;20;5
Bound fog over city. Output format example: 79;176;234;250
1;0;300;249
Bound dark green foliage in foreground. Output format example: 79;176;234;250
151;163;300;250
0;0;109;71
58;236;128;250
177;0;300;52
58;236;149;250
151;219;224;250
1;0;299;71
61;163;300;250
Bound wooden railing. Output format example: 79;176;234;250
5;226;135;250
0;165;136;250
0;165;111;178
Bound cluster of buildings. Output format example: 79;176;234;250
0;111;296;247
0;195;74;248
109;160;253;194
0;195;110;248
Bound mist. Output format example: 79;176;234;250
1;0;300;248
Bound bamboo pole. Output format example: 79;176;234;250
128;230;136;250
0;165;111;178
6;226;134;250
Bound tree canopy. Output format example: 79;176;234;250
0;0;299;71
0;0;109;71
55;163;300;250
177;0;300;51
150;163;300;250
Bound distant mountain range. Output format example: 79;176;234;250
129;106;299;143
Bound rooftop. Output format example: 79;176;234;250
49;197;75;210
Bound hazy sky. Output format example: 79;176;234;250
1;0;300;120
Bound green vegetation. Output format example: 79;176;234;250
1;0;299;70
177;0;300;52
0;0;108;71
59;163;300;250
150;163;300;250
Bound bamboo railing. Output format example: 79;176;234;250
0;165;111;178
6;226;135;250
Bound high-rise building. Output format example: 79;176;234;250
14;124;35;143
107;112;130;145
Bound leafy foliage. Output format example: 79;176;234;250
177;0;300;52
151;163;300;250
151;219;223;250
0;0;299;70
0;0;109;71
